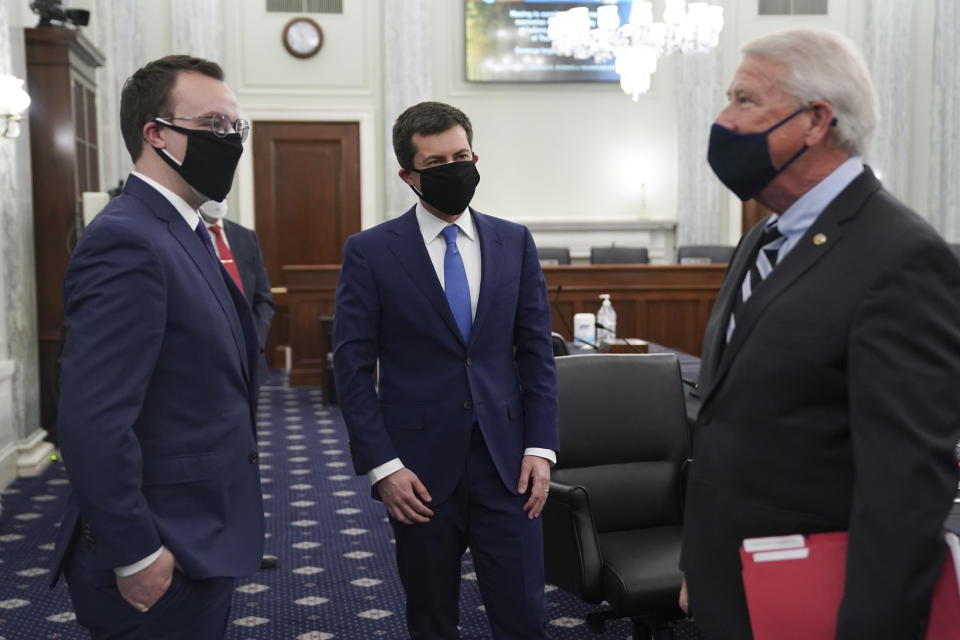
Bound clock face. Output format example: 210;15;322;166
283;17;323;58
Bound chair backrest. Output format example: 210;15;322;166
554;353;690;533
538;247;571;265
676;244;735;264
590;246;649;264
551;332;570;357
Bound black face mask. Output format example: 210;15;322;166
707;108;810;202
153;119;244;202
409;161;480;216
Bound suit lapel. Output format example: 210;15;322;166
123;177;252;384
469;210;503;345
699;168;882;410
387;207;466;344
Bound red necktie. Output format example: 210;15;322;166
207;224;245;295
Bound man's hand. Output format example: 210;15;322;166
116;546;176;612
518;455;551;519
377;468;434;524
679;576;689;615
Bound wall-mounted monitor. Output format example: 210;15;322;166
465;0;625;83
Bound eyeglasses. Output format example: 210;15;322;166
158;114;250;143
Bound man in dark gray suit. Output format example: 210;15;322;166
199;200;274;384
680;29;960;639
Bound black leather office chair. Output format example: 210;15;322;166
544;353;690;639
538;247;572;265
676;244;735;264
551;332;570;357
590;246;649;264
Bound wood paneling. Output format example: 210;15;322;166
543;265;726;356
252;121;361;364
284;266;341;386
283;264;726;386
26;27;104;434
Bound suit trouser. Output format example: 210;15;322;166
62;541;235;640
390;426;550;640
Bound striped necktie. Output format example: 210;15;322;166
726;218;785;342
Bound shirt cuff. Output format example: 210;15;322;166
524;448;556;466
115;547;163;577
368;458;404;486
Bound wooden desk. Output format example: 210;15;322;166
544;264;726;357
283;264;725;387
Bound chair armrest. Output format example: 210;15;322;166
542;480;605;603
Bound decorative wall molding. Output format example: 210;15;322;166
16;427;54;478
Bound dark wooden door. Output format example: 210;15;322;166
252;121;361;366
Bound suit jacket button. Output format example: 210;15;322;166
466;357;472;366
248;451;259;462
463;400;472;410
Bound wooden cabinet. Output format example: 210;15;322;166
25;27;105;436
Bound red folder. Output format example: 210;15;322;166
740;531;960;640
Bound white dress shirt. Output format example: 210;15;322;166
367;202;556;487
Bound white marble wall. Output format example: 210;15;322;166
0;0;41;489
864;0;913;203
92;0;144;194
674;0;727;246
929;0;960;241
383;0;433;218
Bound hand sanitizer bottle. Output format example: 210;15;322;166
597;294;616;346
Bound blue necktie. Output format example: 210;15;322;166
442;225;472;342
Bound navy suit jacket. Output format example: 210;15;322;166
223;218;274;381
51;175;265;585
681;168;960;638
333;206;558;503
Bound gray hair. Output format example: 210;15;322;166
742;29;879;157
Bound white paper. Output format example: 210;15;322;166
743;534;806;553
752;547;811;563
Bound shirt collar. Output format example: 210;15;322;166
131;171;200;231
775;156;864;239
415;201;475;244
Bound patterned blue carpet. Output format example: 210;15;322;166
0;372;686;639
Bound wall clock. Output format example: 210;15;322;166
282;17;323;59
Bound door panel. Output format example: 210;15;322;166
252;121;361;367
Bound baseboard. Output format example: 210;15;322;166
0;442;17;492
16;429;55;477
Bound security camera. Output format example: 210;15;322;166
30;1;90;29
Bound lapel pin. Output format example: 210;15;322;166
813;233;827;246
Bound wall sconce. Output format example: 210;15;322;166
0;75;32;138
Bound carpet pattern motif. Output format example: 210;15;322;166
0;372;699;639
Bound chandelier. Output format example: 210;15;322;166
548;1;724;101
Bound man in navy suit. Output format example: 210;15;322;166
51;55;264;639
334;101;559;639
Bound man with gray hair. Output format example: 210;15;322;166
680;28;960;638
